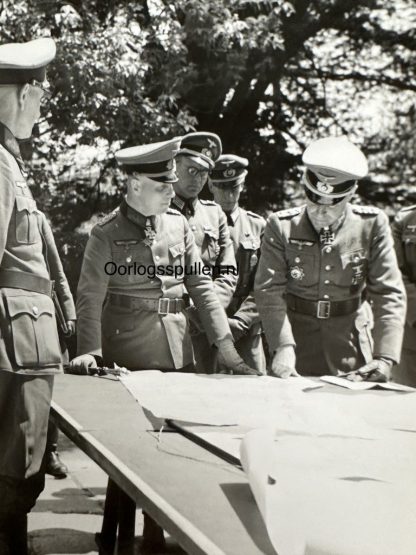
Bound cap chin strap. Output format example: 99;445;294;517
303;170;356;200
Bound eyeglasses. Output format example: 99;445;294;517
29;79;52;100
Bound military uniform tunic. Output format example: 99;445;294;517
76;201;231;370
391;205;416;385
226;206;266;371
0;127;61;486
254;203;406;375
171;195;237;372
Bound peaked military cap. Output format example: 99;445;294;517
177;132;222;169
210;154;248;185
115;137;181;183
0;38;56;85
302;136;368;199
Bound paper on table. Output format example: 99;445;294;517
321;375;416;391
241;428;416;555
120;371;375;437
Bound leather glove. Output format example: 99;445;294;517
65;320;76;337
217;340;262;376
67;354;98;375
187;305;204;335
270;345;299;378
228;317;248;342
349;358;392;383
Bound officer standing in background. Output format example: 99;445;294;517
391;205;416;386
0;38;63;554
171;132;238;372
254;136;406;381
70;137;260;555
208;154;266;372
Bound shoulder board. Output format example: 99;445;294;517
400;204;416;213
98;210;118;226
246;210;262;219
166;207;181;216
199;199;217;206
276;207;302;219
351;205;380;216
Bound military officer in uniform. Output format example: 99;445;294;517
0;38;63;554
391;205;416;386
70;137;260;554
208;154;266;372
171;132;238;372
254;136;406;380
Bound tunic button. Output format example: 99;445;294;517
126;256;132;263
269;237;274;243
32;306;39;315
324;279;330;284
295;257;301;263
325;265;331;271
191;225;197;231
115;329;120;335
354;255;360;262
323;294;329;299
155;255;160;261
325;247;332;254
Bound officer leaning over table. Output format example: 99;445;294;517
208;154;267;373
69;137;261;554
254;136;406;381
0;38;67;554
391;204;416;386
171;132;238;373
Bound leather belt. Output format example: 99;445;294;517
0;268;53;296
108;293;186;315
286;293;362;319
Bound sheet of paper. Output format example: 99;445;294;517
120;371;375;437
321;375;416;392
241;428;416;555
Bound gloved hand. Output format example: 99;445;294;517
65;320;76;337
217;339;262;376
349;358;392;382
187;306;204;335
228;317;248;342
67;354;98;375
270;345;299;378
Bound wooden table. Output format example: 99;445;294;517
51;374;276;555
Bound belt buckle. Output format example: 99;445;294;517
158;298;170;315
317;300;331;319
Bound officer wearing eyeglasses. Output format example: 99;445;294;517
254;136;406;381
0;38;63;554
171;132;239;373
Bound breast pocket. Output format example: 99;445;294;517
14;195;41;245
285;247;317;287
340;249;368;287
112;244;147;284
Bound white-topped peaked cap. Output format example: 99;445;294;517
303;136;368;182
115;137;182;183
177;132;222;169
0;38;56;84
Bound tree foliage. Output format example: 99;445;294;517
0;0;415;287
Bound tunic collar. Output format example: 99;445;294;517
0;121;25;171
120;199;156;229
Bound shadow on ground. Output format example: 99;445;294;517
29;528;96;554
